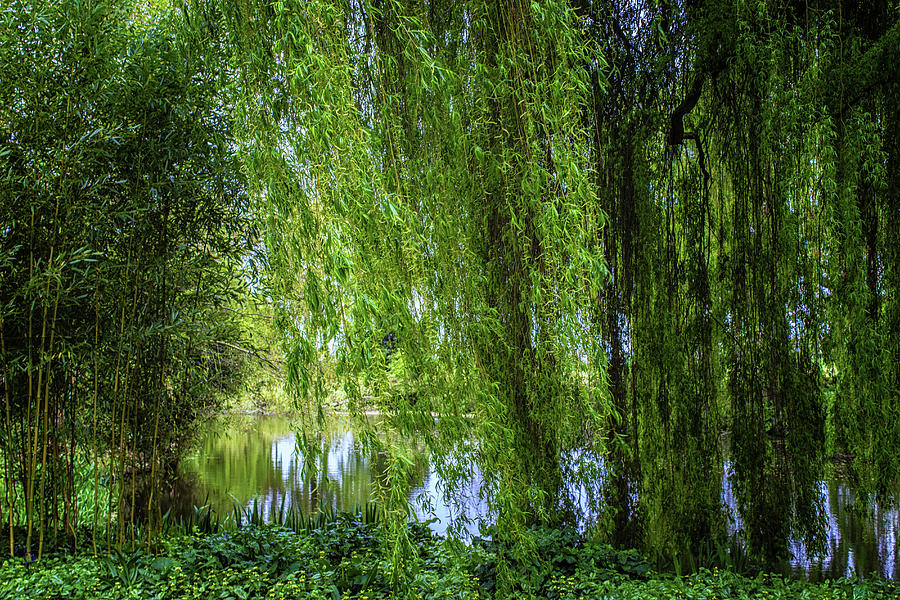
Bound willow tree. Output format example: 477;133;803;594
219;0;900;576
707;2;828;560
701;0;900;560
222;0;609;584
572;0;899;565
576;0;727;559
819;5;900;506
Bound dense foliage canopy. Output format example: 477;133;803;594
223;0;900;570
224;0;608;581
1;0;251;558
1;0;898;588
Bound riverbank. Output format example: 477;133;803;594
1;519;896;600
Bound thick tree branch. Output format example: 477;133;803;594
668;74;705;146
682;131;710;187
668;74;710;187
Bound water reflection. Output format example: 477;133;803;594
177;415;487;534
176;415;897;580
719;461;898;580
796;481;899;581
178;415;378;520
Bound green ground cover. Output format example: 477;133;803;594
1;518;895;600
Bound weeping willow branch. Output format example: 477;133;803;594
668;74;705;147
223;2;610;587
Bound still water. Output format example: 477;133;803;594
176;414;898;581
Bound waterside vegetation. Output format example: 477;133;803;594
1;506;897;600
1;0;899;595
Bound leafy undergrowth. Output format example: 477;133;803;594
0;520;896;600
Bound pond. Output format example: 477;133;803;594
173;414;898;581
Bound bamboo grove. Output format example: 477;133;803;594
0;1;252;558
2;0;899;579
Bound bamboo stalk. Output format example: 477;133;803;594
37;274;62;559
108;290;127;552
116;363;131;550
2;323;14;557
92;304;100;555
64;376;77;550
51;393;61;549
127;343;141;550
24;211;35;560
146;350;164;551
116;280;140;550
27;245;54;561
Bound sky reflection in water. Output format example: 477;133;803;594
179;415;898;581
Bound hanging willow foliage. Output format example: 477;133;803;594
218;0;900;573
220;0;610;587
579;0;899;564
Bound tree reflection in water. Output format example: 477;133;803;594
175;415;897;580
